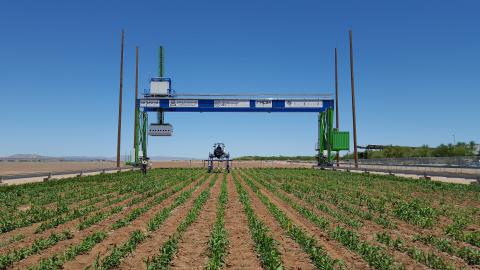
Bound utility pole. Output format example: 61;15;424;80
335;48;340;167
349;30;359;168
116;30;124;168
133;47;139;164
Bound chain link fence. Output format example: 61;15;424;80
343;156;480;168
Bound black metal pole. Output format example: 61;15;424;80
349;30;359;168
116;30;124;168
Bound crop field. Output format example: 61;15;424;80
0;168;479;270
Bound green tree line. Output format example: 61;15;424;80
235;141;479;161
344;141;479;159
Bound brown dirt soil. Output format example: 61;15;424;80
118;175;213;269
224;174;262;269
238;173;371;270
169;175;221;269
234;172;316;270
16;204;31;212
0;161;117;175
9;184;182;269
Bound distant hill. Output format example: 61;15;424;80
0;154;197;162
1;154;110;162
6;154;51;159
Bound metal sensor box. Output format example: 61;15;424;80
149;78;171;96
149;124;173;136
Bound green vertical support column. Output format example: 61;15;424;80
142;112;148;158
326;108;334;164
317;109;335;166
317;112;323;165
159;46;164;77
134;108;140;163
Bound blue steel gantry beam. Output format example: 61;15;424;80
135;94;348;167
138;97;334;113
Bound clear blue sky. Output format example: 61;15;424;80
0;0;479;158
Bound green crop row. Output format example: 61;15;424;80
145;175;216;270
205;174;229;270
243;170;402;270
0;169;195;234
376;232;456;270
29;172;204;269
0;172;121;210
91;230;146;270
253;169;460;238
392;199;437;228
1;171;140;220
240;172;344;270
414;234;480;265
111;175;194;230
0;230;72;270
87;173;209;270
36;205;96;233
0;234;25;248
257;169;396;231
147;174;209;232
232;173;283;270
248;169;479;270
29;231;107;270
33;171;191;235
78;206;123;230
445;217;480;248
1;204;70;233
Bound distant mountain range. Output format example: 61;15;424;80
0;154;197;162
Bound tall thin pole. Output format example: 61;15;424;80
335;48;340;167
116;30;124;168
349;30;359;168
133;47;139;159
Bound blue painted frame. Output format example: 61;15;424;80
138;98;334;113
